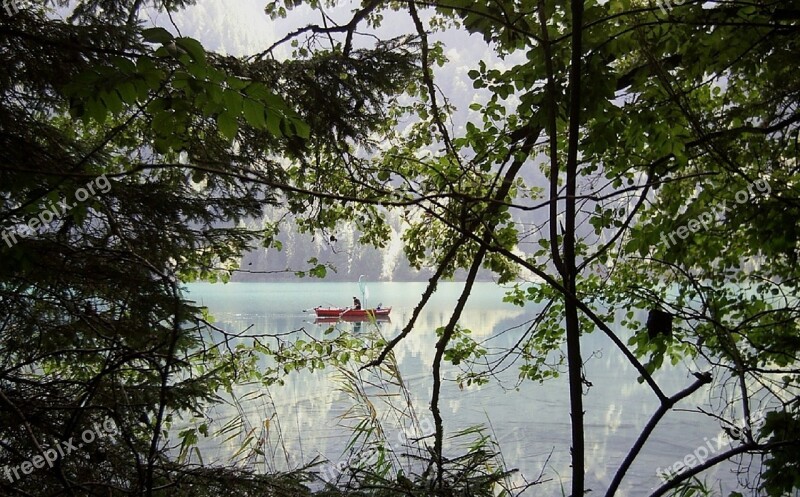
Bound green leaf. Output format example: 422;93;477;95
216;111;239;140
310;264;327;278
111;56;137;75
142;27;174;44
244;82;270;100
85;98;107;124
242;99;266;128
292;119;311;140
175;37;205;63
117;82;138;104
222;90;243;115
265;111;282;136
100;91;123;115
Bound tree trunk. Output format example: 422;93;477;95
565;0;585;494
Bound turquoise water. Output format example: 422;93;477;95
184;282;741;496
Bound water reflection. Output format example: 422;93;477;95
185;282;746;496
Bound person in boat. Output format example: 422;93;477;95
352;297;361;310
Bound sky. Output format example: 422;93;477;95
137;0;505;136
143;0;280;57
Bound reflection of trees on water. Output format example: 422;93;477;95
183;292;736;494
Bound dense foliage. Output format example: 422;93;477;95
0;1;416;495
1;0;799;496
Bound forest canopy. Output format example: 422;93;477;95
0;0;799;496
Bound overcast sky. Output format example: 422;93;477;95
137;1;512;135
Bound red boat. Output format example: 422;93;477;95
314;315;391;324
313;307;391;320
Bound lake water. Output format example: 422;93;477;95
184;281;748;496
